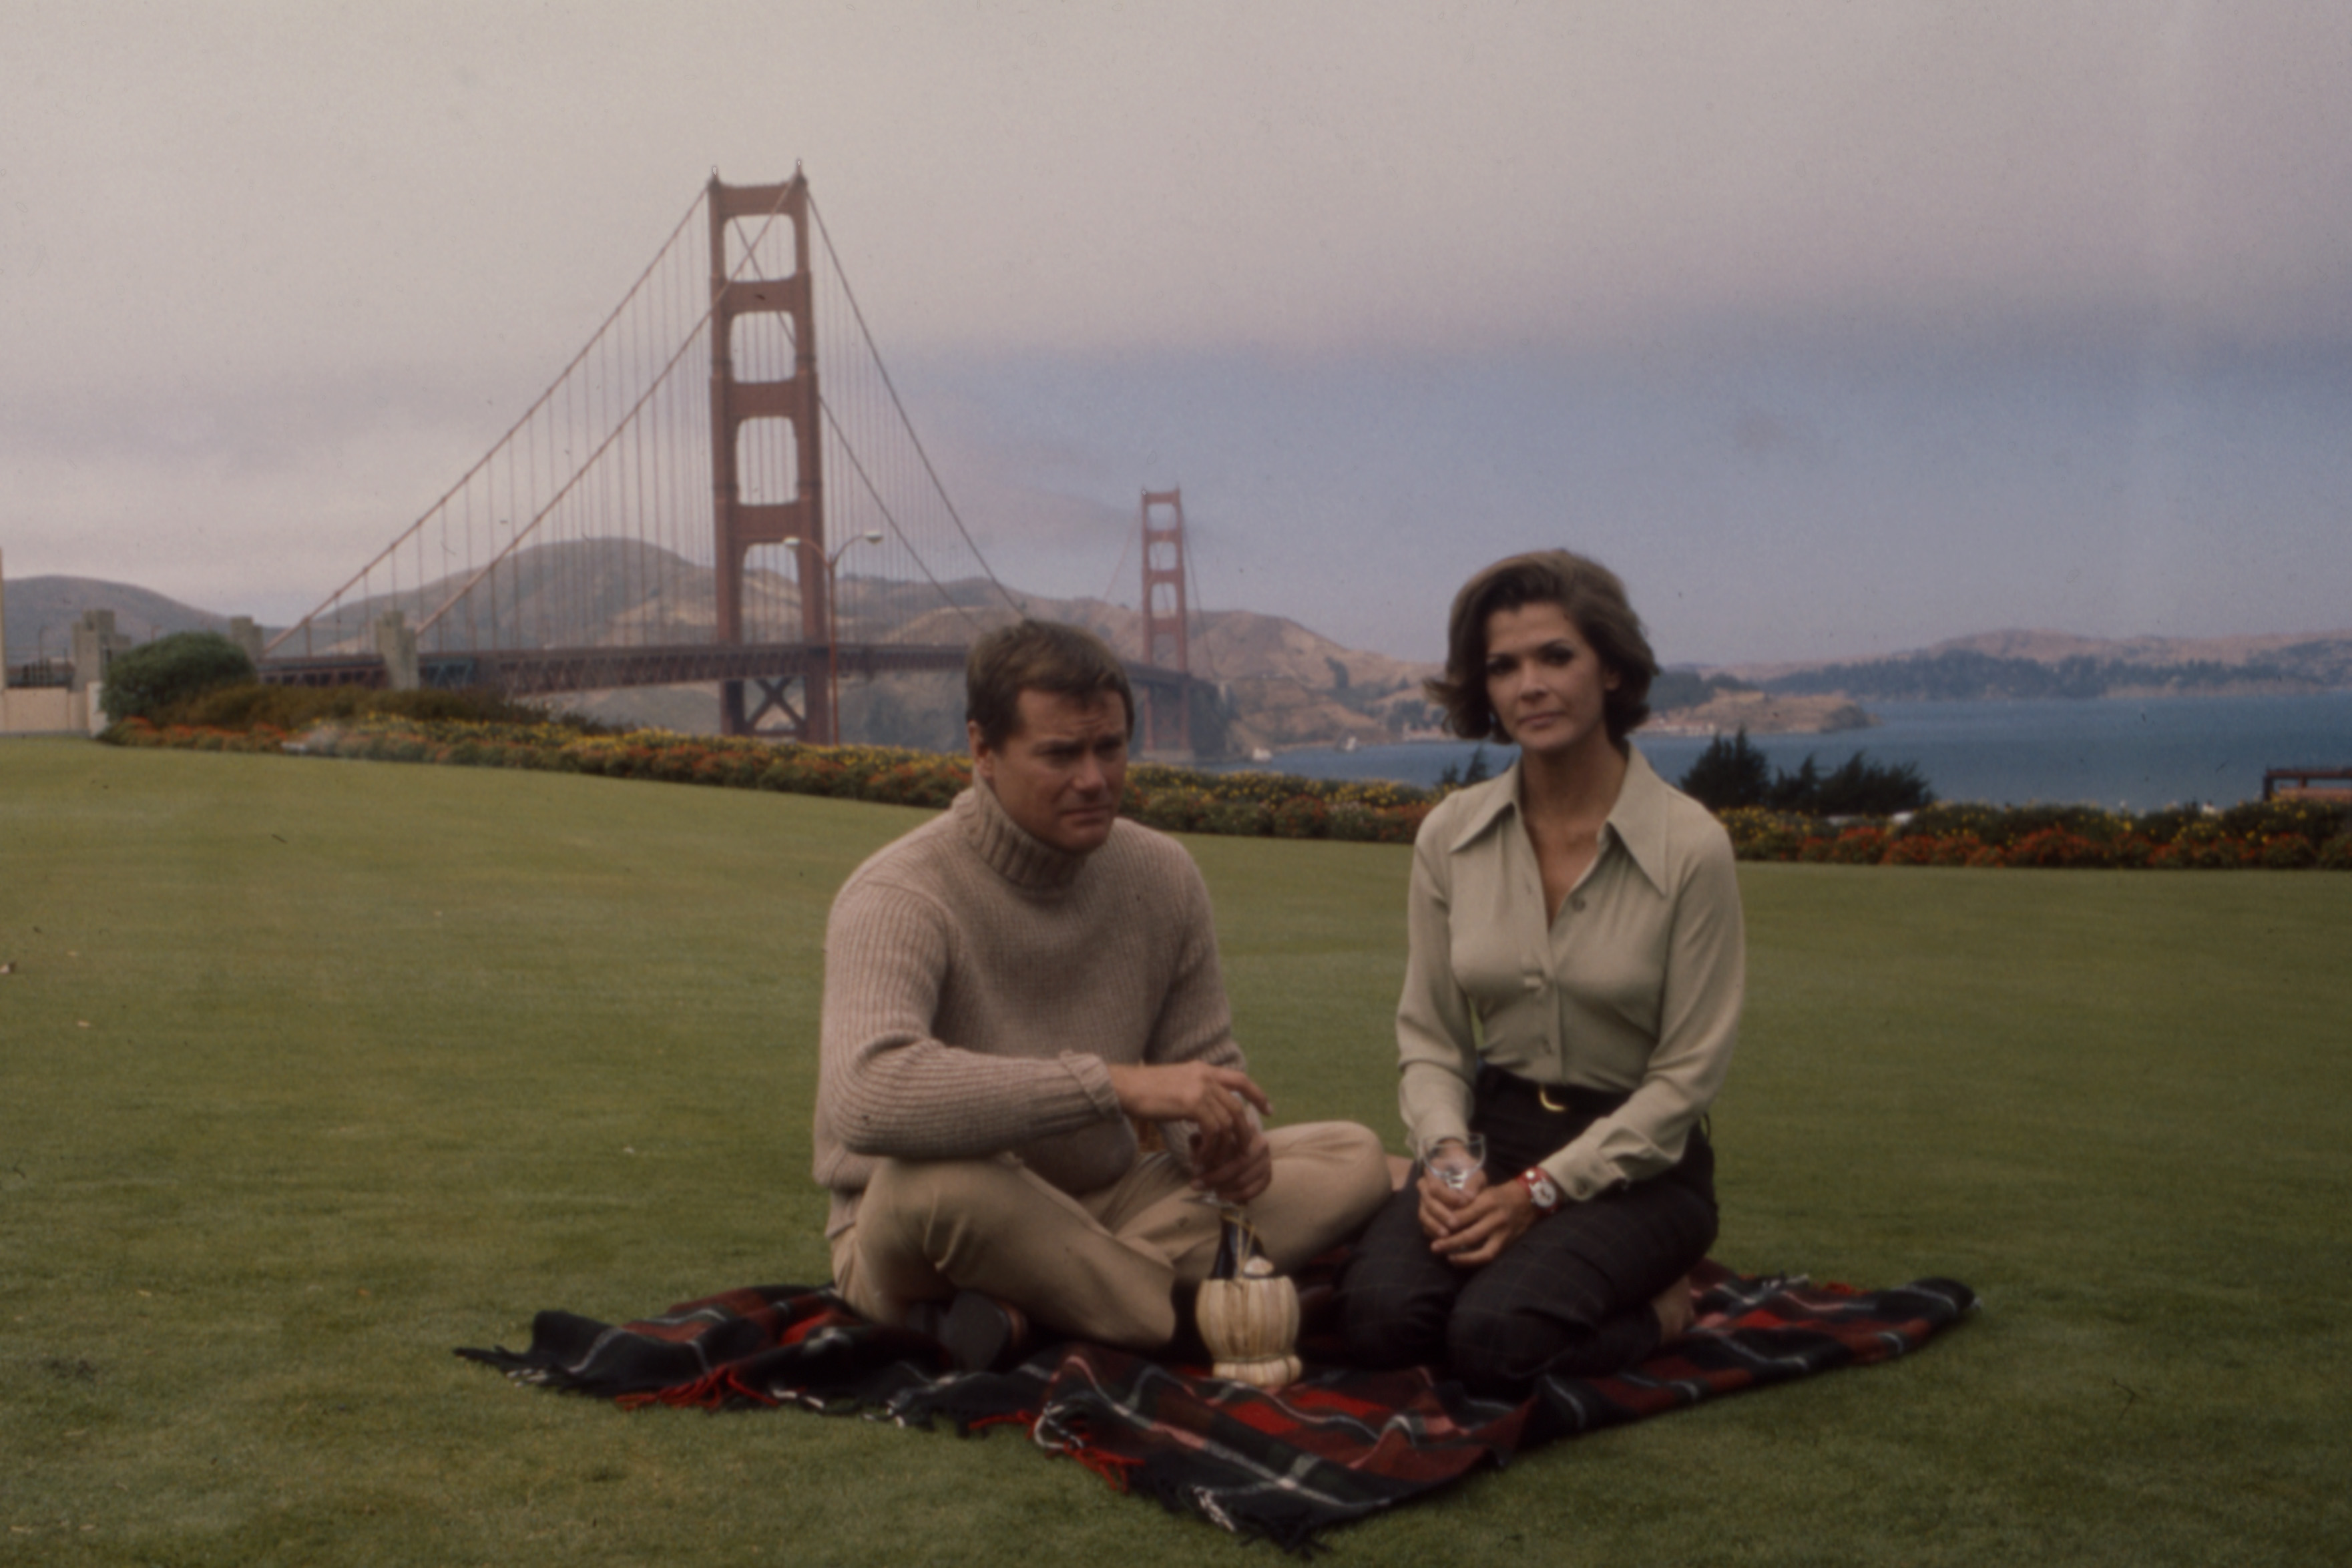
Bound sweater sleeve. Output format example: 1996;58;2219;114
1140;845;1251;1166
816;875;1123;1165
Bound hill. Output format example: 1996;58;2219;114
9;545;1438;753
1718;627;2352;702
816;586;1440;754
3;573;257;666
27;547;2349;746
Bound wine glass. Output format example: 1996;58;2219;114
1420;1132;1487;1192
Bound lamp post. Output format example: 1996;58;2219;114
782;530;885;744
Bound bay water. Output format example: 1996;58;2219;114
1235;692;2352;811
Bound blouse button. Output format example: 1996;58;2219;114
1570;896;1587;912
1523;975;1544;991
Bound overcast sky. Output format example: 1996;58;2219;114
5;1;2349;664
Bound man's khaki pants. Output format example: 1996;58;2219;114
831;1121;1391;1350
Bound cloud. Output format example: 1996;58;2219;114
7;1;2351;660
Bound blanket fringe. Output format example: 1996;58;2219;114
1060;1440;1142;1493
1125;1455;1343;1558
619;1365;779;1412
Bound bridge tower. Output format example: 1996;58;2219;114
1139;489;1192;756
708;174;829;739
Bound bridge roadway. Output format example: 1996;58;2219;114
259;641;1196;708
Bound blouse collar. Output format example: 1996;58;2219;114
1445;746;1675;895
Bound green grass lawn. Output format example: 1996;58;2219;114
3;738;2345;1565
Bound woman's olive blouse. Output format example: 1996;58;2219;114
1396;747;1745;1204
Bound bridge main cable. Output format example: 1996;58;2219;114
263;189;712;659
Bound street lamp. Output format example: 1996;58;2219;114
782;530;885;744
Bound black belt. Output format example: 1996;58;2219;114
1475;1064;1627;1119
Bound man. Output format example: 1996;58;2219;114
814;619;1391;1366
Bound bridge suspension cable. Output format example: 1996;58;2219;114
807;192;1026;629
266;172;1023;715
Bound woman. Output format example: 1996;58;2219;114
1337;550;1744;1396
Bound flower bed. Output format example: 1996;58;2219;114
1720;797;2351;870
103;716;2348;865
103;717;1436;844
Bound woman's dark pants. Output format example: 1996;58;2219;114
1337;1069;1716;1397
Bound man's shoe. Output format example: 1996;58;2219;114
905;1290;1031;1374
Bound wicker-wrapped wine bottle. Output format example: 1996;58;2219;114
1194;1209;1301;1389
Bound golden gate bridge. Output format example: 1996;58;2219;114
261;172;1204;753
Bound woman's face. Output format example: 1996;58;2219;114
1481;600;1620;760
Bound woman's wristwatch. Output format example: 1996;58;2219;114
1517;1167;1563;1216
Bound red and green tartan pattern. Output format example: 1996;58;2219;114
459;1261;1973;1553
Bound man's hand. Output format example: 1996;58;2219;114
1107;1062;1273;1206
1188;1119;1273;1204
1425;1175;1540;1268
1106;1062;1269;1142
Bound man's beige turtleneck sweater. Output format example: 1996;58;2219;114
813;781;1244;1238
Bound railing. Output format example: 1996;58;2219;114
5;660;72;690
2263;766;2352;801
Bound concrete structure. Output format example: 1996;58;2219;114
374;611;420;691
228;617;265;664
0;685;92;736
69;610;133;694
1;549;100;736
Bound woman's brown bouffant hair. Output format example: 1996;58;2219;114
1425;550;1658;744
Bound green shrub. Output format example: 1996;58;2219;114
2259;834;2319;870
93;710;2348;870
1202;798;1273;836
1718;807;1812;861
1898;802;2007;843
100;632;256;723
2001;827;2109;868
2132;805;2210;846
2214;797;2351;848
1824;826;1889;864
164;681;606;734
1136;788;1214;834
1270;796;1329;839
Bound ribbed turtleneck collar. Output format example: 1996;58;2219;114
957;777;1091;893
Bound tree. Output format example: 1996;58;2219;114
1811;751;1934;816
1439;742;1495;790
1677;728;1772;810
99;631;256;724
1746;749;1933;816
1765;755;1823;813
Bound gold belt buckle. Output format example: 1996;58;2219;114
1538;1085;1568;1113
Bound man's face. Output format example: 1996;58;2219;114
969;688;1131;856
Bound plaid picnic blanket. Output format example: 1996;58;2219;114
456;1260;1974;1553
